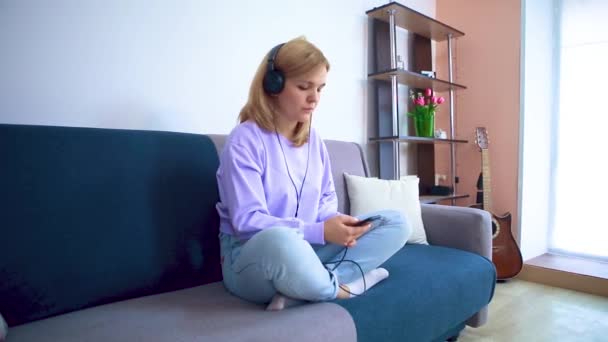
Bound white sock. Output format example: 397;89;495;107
344;268;389;298
265;293;306;311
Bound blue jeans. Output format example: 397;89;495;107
220;210;411;304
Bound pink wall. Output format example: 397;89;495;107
435;0;521;240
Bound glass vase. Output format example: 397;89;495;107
414;114;435;137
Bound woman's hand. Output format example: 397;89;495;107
323;215;371;247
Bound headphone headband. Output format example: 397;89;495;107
263;43;286;95
267;43;284;71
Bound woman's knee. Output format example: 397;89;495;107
375;209;411;246
246;227;336;301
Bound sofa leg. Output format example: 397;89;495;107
446;334;459;341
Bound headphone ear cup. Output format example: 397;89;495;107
263;69;285;95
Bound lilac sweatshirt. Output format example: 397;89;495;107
216;120;338;244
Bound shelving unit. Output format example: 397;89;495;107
368;68;466;91
420;194;469;204
368;136;468;144
366;2;469;203
366;2;464;41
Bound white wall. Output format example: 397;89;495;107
518;0;557;261
0;0;434;149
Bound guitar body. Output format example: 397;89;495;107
470;204;523;280
473;127;523;281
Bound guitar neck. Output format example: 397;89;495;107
481;149;492;212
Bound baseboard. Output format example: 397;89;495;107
518;263;608;297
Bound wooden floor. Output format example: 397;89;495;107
459;279;608;342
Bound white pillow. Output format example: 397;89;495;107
344;173;428;244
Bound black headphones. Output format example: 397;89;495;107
263;43;286;95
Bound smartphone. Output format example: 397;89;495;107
353;215;383;227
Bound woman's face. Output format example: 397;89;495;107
274;64;327;125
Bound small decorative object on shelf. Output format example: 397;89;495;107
420;70;436;78
430;185;452;196
434;128;447;139
407;88;445;137
397;55;405;69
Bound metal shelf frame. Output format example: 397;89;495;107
366;2;466;201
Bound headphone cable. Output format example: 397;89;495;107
322;247;367;297
274;119;311;218
275;118;366;296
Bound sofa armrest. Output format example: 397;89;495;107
421;204;492;260
421;204;494;328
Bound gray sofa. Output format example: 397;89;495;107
0;124;495;342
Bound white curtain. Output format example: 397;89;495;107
551;0;608;260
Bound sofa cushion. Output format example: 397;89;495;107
333;244;496;342
343;173;428;244
8;282;357;342
0;124;222;326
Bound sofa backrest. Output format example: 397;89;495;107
0;124;222;326
207;134;369;215
323;140;370;214
0;125;369;327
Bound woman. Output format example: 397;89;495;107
216;37;410;310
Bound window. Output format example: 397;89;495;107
550;0;608;261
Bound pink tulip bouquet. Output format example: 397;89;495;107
407;88;445;137
407;88;445;119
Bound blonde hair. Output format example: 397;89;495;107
239;37;330;147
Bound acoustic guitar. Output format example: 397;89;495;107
471;127;523;280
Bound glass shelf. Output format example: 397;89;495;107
420;194;469;204
368;69;466;92
369;136;468;144
366;1;464;42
